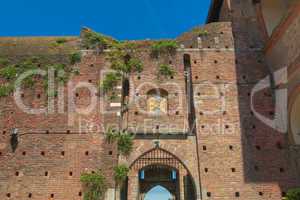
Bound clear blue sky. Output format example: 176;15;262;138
1;0;211;40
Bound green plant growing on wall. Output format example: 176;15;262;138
114;164;129;185
56;38;67;44
0;66;17;80
283;188;300;200
192;27;209;37
117;131;134;156
81;28;118;50
70;52;82;65
151;40;178;58
105;130;134;156
100;72;121;93
105;128;119;143
158;64;176;78
80;170;107;200
0;84;14;97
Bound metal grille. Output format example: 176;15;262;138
132;148;180;170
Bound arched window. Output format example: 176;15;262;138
147;89;168;115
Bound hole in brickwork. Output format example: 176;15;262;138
247;92;250;96
88;80;92;83
79;191;82;196
170;76;174;79
277;142;283;150
280;168;285;173
204;168;208;173
223;111;227;115
175;111;179;115
135;93;139;96
45;171;48;176
254;165;259;171
199;112;203;115
214;60;218;64
3;130;6;135
259;192;263;196
250;111;254;116
231;168;236;172
85;151;89;156
134;111;139;115
69;171;73;176
76;93;79;97
201;125;205;129
67;130;71;134
15;171;19;176
229;145;233;150
225;46;229;49
6;193;11;198
61;151;65;156
195;76;199;79
207;192;211;197
197;92;201;96
37;94;41;99
216;75;220;79
207;46;211;49
21;93;25;98
242;75;247;80
190;45;193;48
41;151;45;156
255;145;261;150
0;152;2;156
28;193;32;198
252;125;256;129
169;60;172;64
91;171;95;174
137;76;141;80
156;125;160;130
220;31;224;34
50;194;54;198
194;60;197;64
46;130;49;134
269;111;274;116
109;151;113;155
225;125;229;129
203;146;207;151
235;192;240;197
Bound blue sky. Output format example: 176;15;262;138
1;0;211;40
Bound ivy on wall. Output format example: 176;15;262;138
283;188;300;200
0;53;81;97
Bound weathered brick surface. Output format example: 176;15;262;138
0;1;300;199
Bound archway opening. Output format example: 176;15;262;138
144;185;173;200
139;165;178;200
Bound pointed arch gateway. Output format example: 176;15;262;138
126;148;196;200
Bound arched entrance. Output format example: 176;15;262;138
127;148;196;200
144;185;173;200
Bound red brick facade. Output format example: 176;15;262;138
1;0;300;200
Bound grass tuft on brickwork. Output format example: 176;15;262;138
80;170;107;200
283;188;300;200
114;164;129;185
151;40;178;58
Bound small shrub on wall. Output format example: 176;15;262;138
114;164;129;185
284;188;300;200
80;170;107;200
